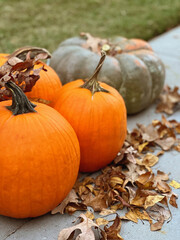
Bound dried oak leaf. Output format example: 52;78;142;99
123;162;142;186
80;32;108;54
58;213;107;240
82;191;108;212
114;144;137;165
137;123;159;142
51;189;86;215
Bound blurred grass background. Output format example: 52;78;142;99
0;0;179;54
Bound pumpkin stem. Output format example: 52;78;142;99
5;81;36;115
80;51;109;95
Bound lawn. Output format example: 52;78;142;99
0;0;179;54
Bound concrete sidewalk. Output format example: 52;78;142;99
0;26;180;240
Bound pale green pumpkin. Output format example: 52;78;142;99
50;34;165;114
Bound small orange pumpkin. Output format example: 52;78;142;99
0;49;62;107
54;51;127;172
0;81;80;218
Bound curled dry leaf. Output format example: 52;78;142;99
169;194;178;208
156;85;180;115
104;215;123;240
51;189;86;215
0;46;51;101
150;216;165;231
148;204;171;231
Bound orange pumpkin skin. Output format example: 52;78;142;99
0;53;8;65
0;54;62;106
26;62;62;107
0;101;80;218
54;80;127;172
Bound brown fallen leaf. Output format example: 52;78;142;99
58;213;107;240
51;189;86;215
150;215;165;231
155;137;176;151
134;208;152;223
104;214;123;240
82;191;108;212
138;123;159;142
121;209;139;223
80;32;108;54
148;204;171;221
169;194;178;208
135;172;155;190
156;85;180;115
144;195;165;209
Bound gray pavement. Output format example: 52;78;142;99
1;26;180;240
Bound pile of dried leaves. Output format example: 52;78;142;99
52;114;180;240
0;47;50;101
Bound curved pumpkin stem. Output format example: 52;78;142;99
80;51;109;95
5;81;36;115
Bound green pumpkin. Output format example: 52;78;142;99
50;33;165;114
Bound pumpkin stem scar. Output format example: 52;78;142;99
5;81;37;115
80;50;109;95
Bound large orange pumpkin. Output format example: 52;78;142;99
54;51;127;172
0;81;80;218
0;52;62;107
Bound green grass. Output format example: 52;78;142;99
0;0;180;54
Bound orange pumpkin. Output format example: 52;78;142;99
0;52;62;107
54;51;127;172
0;81;80;218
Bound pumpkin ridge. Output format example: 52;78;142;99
37;108;80;196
